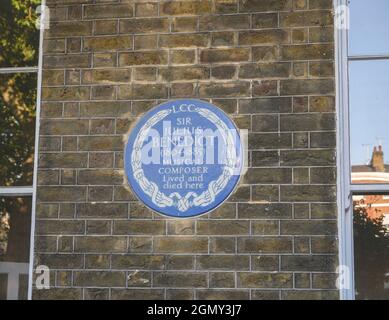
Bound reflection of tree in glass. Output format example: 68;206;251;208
354;199;389;300
0;1;40;186
0;0;40;68
0;210;10;256
0;197;31;262
1;73;37;186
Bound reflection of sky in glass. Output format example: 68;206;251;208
349;60;389;165
349;0;389;166
349;0;389;56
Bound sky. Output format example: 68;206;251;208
348;0;389;165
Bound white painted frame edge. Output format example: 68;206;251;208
0;187;34;196
0;67;38;74
27;0;46;300
334;0;355;300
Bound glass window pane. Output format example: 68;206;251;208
349;60;389;184
0;197;32;300
349;0;389;56
353;195;389;300
0;0;41;68
0;73;37;186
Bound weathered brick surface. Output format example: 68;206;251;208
34;0;338;300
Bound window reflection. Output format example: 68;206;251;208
352;145;389;184
0;0;40;68
353;195;389;299
0;0;40;301
349;60;389;184
0;197;32;300
0;73;37;186
349;0;389;56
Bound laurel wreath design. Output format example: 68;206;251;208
130;106;237;213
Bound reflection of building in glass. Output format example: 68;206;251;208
352;146;389;229
354;195;389;230
352;145;389;183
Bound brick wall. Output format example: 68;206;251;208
33;0;339;300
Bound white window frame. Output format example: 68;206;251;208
335;0;389;300
0;0;45;300
27;2;45;299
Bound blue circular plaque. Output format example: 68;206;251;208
124;99;243;218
